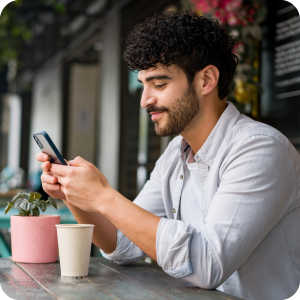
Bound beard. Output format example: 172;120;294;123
147;84;201;137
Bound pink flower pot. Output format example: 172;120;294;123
11;215;60;263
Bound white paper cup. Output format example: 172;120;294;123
56;224;95;277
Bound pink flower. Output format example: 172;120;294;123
227;12;238;25
192;0;250;28
214;9;226;23
219;0;242;12
193;0;219;14
211;0;219;8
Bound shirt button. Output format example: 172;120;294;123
180;175;183;179
173;208;176;213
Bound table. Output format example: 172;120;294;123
0;257;243;300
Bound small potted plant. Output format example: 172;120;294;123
5;192;60;263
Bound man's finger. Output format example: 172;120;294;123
41;173;58;184
50;164;72;176
69;156;90;168
41;161;51;171
56;175;67;187
43;182;61;191
36;152;49;162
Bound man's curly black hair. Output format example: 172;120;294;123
124;11;239;100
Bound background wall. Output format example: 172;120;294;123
28;65;63;178
97;13;121;190
67;63;98;163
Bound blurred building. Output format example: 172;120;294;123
0;0;299;200
0;0;179;200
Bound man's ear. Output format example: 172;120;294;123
195;65;219;96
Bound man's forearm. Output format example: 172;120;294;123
62;199;118;253
98;192;161;261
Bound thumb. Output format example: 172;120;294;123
68;156;90;167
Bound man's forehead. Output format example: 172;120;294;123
138;64;179;80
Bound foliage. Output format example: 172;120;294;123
185;0;268;117
4;192;57;216
0;0;32;66
0;0;66;68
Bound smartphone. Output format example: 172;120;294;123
33;131;67;165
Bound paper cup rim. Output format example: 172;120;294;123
12;214;60;218
55;224;95;228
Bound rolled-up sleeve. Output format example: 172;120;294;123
100;228;145;263
156;218;194;277
156;135;295;288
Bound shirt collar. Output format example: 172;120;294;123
178;102;240;166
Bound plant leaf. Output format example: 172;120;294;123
40;200;47;212
34;193;42;200
21;193;29;201
24;202;31;211
49;197;57;209
19;209;29;216
30;202;36;210
34;199;41;207
32;207;40;216
14;199;23;210
19;201;28;211
28;193;34;203
11;193;22;204
4;203;12;214
19;210;25;216
26;192;34;203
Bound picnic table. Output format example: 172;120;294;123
0;257;243;300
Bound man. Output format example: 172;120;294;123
37;11;300;300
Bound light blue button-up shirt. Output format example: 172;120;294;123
102;102;300;300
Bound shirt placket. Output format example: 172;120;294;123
172;162;185;220
195;154;209;207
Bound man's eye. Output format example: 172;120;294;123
155;84;166;89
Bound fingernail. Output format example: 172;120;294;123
69;160;74;165
43;154;48;160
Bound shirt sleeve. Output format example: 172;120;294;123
100;153;167;263
156;134;296;288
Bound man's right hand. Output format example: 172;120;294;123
36;152;66;200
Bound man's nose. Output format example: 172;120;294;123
140;89;157;108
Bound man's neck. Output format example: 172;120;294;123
181;100;227;154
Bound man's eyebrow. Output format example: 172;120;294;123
137;75;172;83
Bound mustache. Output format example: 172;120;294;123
146;105;169;114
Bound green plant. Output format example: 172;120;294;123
4;192;57;216
0;0;67;68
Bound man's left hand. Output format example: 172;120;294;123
50;156;115;212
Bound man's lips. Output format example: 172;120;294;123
150;111;165;121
